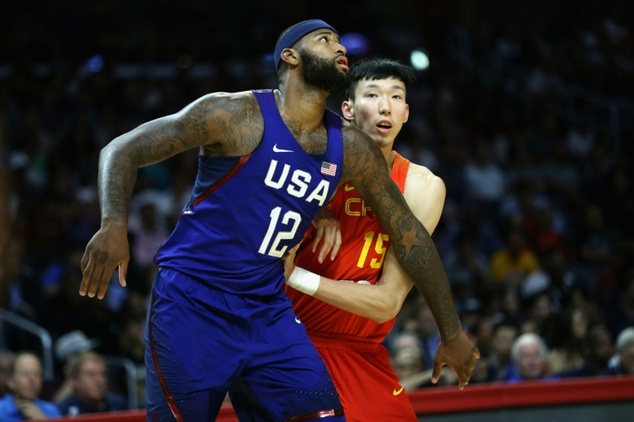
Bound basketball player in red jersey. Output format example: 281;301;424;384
286;58;480;421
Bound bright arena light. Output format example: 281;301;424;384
410;49;429;70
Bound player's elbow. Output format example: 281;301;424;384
370;300;401;324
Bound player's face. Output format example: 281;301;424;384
298;31;349;94
343;78;409;148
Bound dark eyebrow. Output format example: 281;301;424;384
362;83;406;92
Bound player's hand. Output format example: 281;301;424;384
283;242;301;281
310;208;341;263
80;221;130;299
431;331;480;390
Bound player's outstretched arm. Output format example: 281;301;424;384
80;92;256;299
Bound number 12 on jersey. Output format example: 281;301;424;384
258;207;301;258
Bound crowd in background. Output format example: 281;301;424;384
1;0;634;414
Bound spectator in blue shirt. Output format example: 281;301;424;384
0;351;61;421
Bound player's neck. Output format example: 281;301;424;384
275;86;328;131
383;148;395;170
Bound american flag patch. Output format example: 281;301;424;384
321;161;337;176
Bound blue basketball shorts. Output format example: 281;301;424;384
144;267;344;421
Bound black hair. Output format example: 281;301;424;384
345;57;416;101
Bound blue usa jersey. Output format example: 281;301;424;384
155;89;344;297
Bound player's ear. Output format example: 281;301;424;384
281;48;300;68
403;103;410;124
341;101;354;121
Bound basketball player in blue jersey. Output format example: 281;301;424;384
79;19;478;422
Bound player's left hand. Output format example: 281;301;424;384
431;331;480;390
310;207;342;263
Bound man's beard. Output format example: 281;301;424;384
299;49;349;94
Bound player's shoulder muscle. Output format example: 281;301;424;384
406;163;445;199
188;90;264;155
401;161;446;234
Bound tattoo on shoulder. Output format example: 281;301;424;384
196;93;263;154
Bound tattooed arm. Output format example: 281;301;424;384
340;123;459;339
340;122;479;389
80;91;262;299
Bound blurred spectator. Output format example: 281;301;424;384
391;332;425;384
56;351;127;416
467;316;499;384
51;330;100;402
486;323;519;381
115;291;148;365
472;316;495;359
506;332;557;382
444;232;491;285
0;350;15;398
489;227;540;286
460;298;484;340
558;323;614;378
601;327;634;377
436;210;503;263
117;319;145;367
498;182;550;240
547;306;592;375
442;232;490;309
463;142;507;221
0;351;61;420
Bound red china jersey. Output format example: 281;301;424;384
287;152;410;343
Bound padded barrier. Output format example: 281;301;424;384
46;376;634;421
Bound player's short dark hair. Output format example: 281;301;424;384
345;58;416;101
